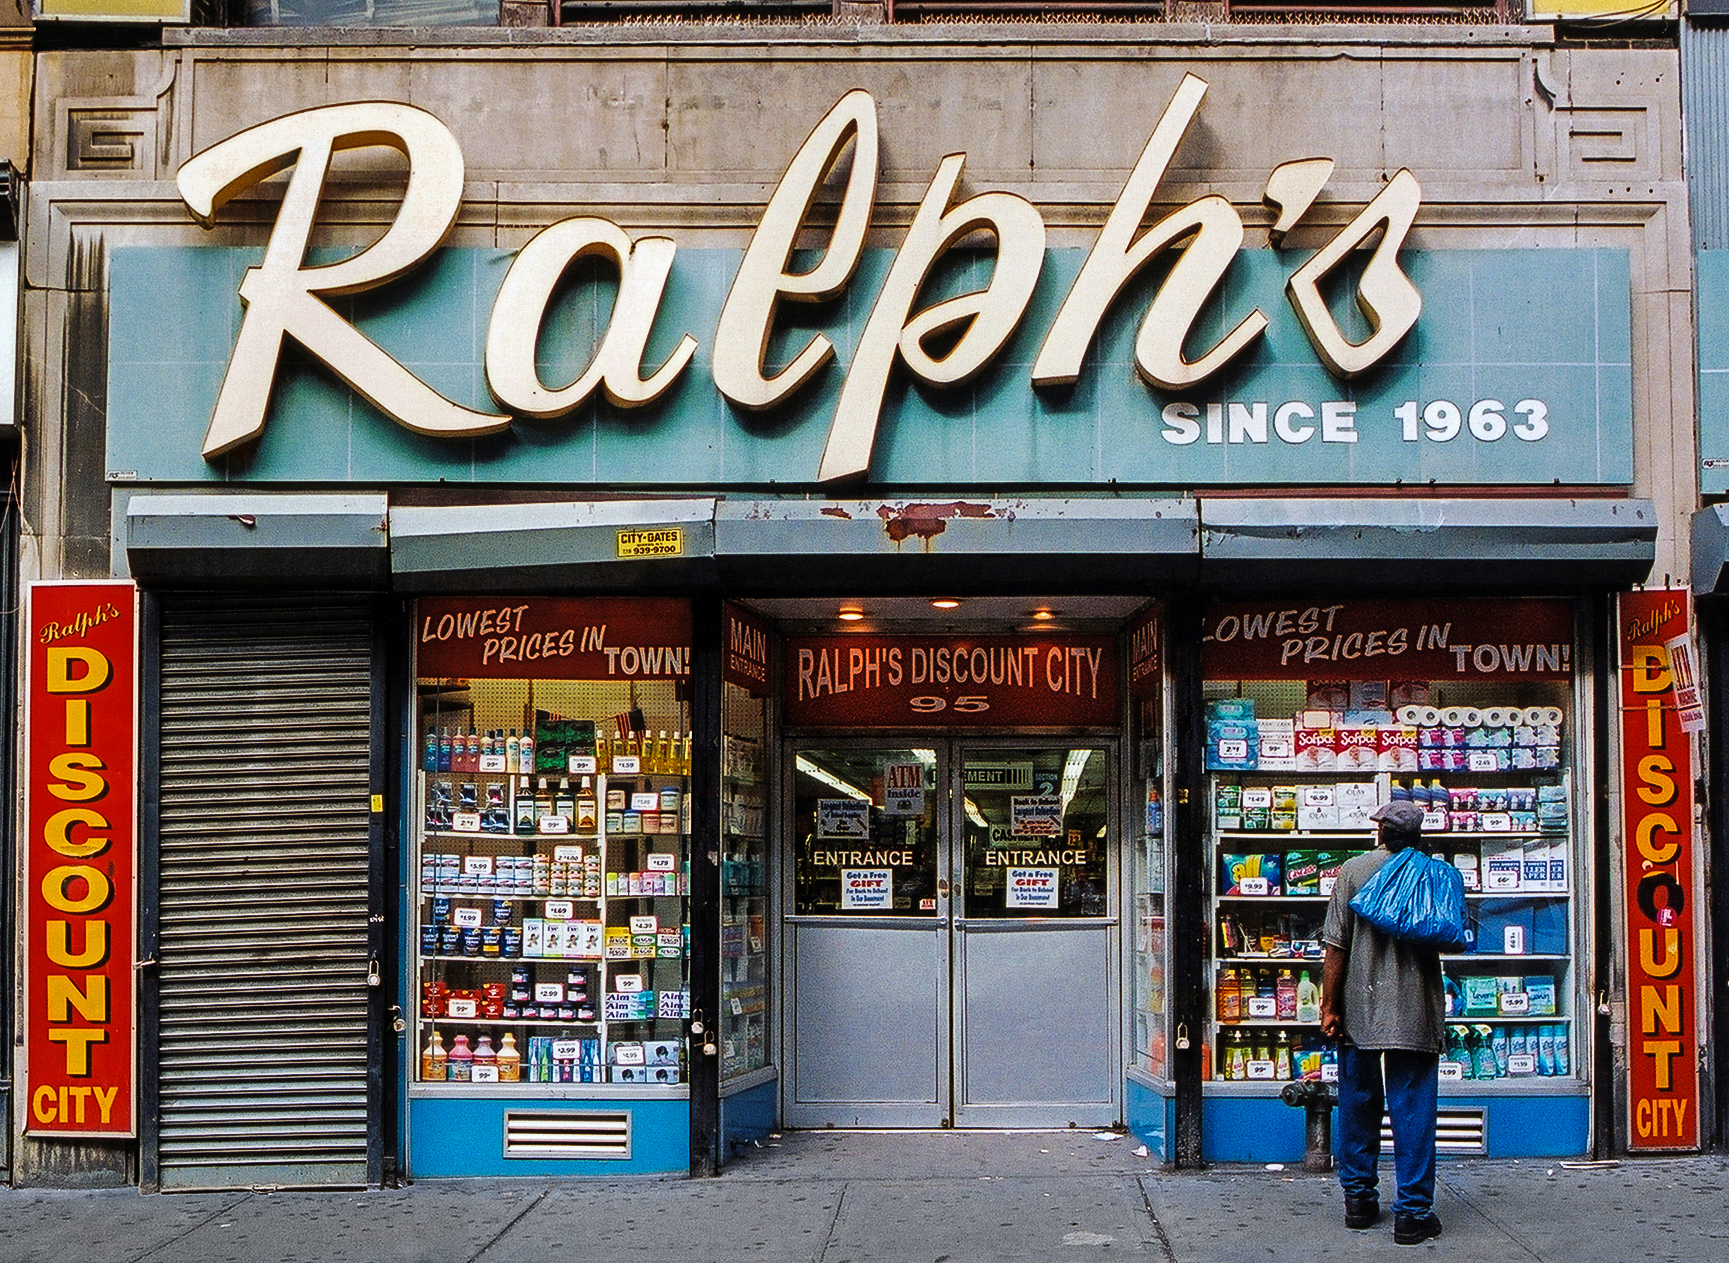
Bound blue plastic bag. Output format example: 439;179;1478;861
1348;848;1470;951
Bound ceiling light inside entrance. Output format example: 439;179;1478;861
931;598;961;610
837;605;865;622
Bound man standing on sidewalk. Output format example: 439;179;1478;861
1320;799;1446;1246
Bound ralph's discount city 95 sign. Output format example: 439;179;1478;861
23;581;140;1137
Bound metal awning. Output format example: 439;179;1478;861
125;493;389;583
713;497;1200;594
1200;498;1656;594
124;492;1658;597
388;498;719;593
1691;505;1729;594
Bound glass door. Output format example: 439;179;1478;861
952;744;1118;1128
785;744;949;1128
784;740;1120;1130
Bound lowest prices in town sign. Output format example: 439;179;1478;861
23;581;139;1137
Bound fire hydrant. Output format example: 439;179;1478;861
1279;1078;1338;1172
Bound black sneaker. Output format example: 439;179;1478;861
1344;1196;1380;1229
1394;1212;1443;1245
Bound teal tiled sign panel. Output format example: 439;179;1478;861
1699;251;1729;495
106;245;1632;488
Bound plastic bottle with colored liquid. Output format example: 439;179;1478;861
1295;970;1321;1024
497;1032;522;1083
518;729;535;776
437;728;453;773
472;1035;498;1078
421;1030;447;1081
447;1034;474;1081
1276;969;1298;1021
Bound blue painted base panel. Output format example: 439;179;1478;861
720;1078;779;1163
409;1095;690;1177
1125;1078;1172;1162
1127;1089;1589;1164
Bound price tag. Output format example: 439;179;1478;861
551;1038;582;1061
630;915;659;935
1218;739;1249;761
552;845;583;862
544;899;574;919
731;997;744;1016
630;792;659;811
451;812;481;833
538;815;570;835
1507;1053;1537;1075
447;998;477;1019
1481;813;1513;833
1246;1060;1276;1080
454;907;484;929
615;974;645;993
1239;877;1270;897
535;983;565;1003
1438;1061;1465;1081
646;852;677;872
1321;1061;1339;1083
1499;991;1531;1015
1246;996;1277;1019
471;1065;500;1083
568;755;597;775
613;1043;646;1065
479;755;508;773
613;756;641;775
1503;925;1527;954
1468;751;1500;773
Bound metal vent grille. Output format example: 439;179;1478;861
154;593;375;1191
1380;1107;1487;1155
504;1110;632;1159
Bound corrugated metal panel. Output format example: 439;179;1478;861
155;593;375;1190
1684;23;1729;250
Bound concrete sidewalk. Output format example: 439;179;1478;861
0;1131;1723;1263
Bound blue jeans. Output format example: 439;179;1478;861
1337;1045;1439;1217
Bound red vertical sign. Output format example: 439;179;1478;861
1616;590;1700;1151
23;581;139;1137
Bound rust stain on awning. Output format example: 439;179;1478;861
877;501;1000;546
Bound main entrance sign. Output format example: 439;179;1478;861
176;77;1423;484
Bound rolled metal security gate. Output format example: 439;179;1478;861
146;593;380;1190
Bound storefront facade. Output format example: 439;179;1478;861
11;27;1708;1186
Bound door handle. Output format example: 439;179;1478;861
936;878;951;897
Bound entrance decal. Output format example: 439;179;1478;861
786;633;1118;727
1615;590;1701;1150
23;581;139;1137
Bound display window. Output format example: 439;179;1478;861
722;603;773;1082
1201;599;1581;1089
1127;606;1167;1081
412;598;692;1089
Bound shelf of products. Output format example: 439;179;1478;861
1203;673;1578;1087
414;705;693;1088
721;690;770;1082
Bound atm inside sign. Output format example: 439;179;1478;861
617;528;683;559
